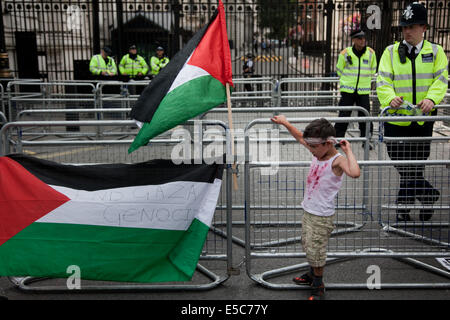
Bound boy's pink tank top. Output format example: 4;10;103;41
301;153;343;217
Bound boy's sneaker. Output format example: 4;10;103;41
308;284;326;300
292;272;313;286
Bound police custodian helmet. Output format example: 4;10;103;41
400;2;428;27
350;29;365;39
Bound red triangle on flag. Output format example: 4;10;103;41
187;0;233;87
0;157;70;246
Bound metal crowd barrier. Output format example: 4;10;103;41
229;77;276;108
95;81;150;138
15;108;135;140
277;77;340;107
244;115;450;290
16;108;131;122
379;104;450;135
3;79;42;121
201;105;371;134
0;112;6;127
6;81;97;133
96;80;150;108
200;106;372;249
1;119;235;292
277;77;379;112
2;78;450;292
4;77;449;121
0;83;4;117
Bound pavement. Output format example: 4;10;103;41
1;238;449;301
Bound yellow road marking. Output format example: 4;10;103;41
36;146;103;159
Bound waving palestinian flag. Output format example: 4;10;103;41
128;0;233;153
0;154;224;283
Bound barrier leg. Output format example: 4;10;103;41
7;263;229;293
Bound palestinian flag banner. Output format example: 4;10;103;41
128;0;233;153
0;154;224;283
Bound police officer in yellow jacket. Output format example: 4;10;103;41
150;46;170;77
377;2;448;221
334;29;377;142
119;45;149;80
89;46;117;77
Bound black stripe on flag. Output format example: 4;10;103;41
130;10;219;123
6;154;224;191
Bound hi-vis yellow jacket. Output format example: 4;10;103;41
119;54;149;77
89;54;117;76
336;46;377;95
150;56;170;76
376;40;448;126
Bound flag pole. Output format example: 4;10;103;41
226;83;239;191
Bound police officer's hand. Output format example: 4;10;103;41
417;99;434;113
390;96;404;108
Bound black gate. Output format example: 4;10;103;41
1;0;449;80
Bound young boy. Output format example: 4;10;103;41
270;116;360;300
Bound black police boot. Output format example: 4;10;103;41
396;190;414;222
418;188;440;222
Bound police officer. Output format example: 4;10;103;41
377;2;448;221
119;45;149;80
89;46;117;78
334;29;377;145
243;53;254;92
150;46;170;77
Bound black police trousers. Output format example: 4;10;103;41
334;92;373;137
384;119;440;209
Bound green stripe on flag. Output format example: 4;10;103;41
0;219;210;283
128;75;226;153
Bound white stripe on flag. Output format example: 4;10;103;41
37;179;222;231
168;63;210;93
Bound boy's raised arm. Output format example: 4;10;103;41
270;115;310;149
335;140;360;178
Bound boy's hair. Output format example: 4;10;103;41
303;118;336;140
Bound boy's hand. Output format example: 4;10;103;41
339;139;352;153
270;115;288;126
270;115;305;146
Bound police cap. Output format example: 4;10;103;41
400;2;428;27
350;29;365;39
102;46;113;56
